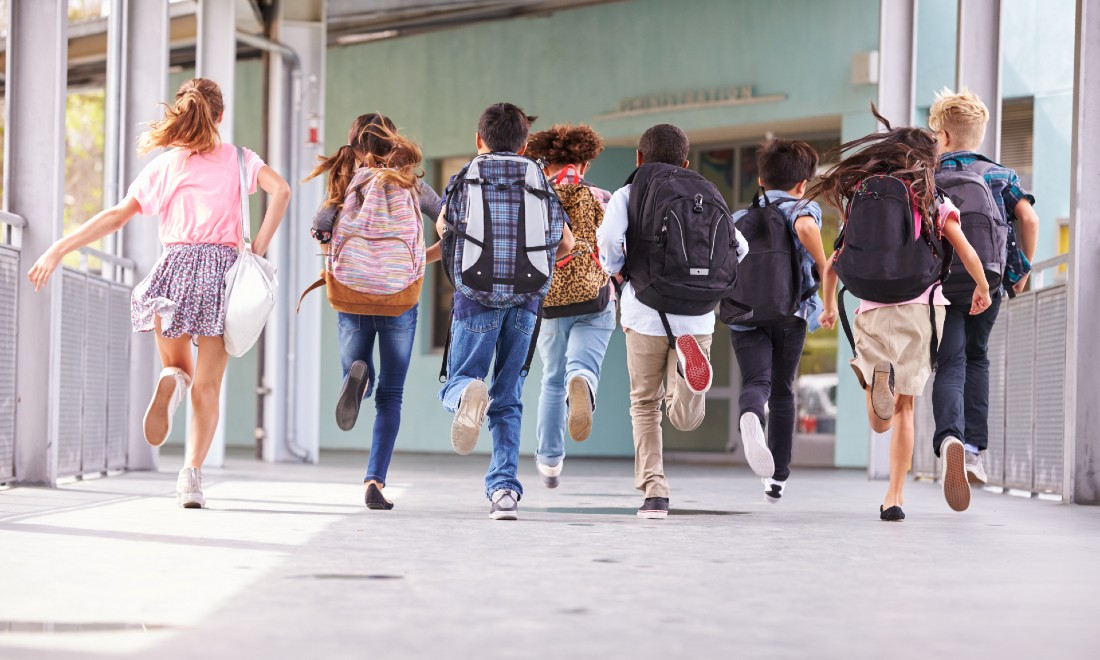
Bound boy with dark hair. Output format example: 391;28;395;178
929;88;1039;507
597;123;748;518
436;102;575;520
726;139;828;502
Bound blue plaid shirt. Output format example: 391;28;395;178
443;153;568;319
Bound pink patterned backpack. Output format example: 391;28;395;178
300;168;425;316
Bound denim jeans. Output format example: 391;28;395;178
730;318;807;481
438;306;535;499
337;305;418;485
535;301;617;467
932;293;1002;456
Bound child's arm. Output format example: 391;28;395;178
425;241;442;264
942;219;992;315
435;206;447;239
250;165;291;257
1011;198;1039;293
818;256;838;330
794;215;827;278
596;187;630;277
28;196;142;291
556;223;576;259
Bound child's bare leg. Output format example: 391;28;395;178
184;335;230;469
883;394;915;508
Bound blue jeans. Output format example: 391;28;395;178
438;306;535;499
535;301;616;466
337;305;418;485
932;293;1002;456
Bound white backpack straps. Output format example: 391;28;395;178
236;146;251;246
461;157;486;274
522;158;550;279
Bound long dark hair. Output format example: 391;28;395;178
807;104;939;225
305;113;423;210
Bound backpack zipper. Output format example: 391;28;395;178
668;209;689;264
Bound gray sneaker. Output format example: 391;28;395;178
176;467;205;509
451;379;489;455
489;489;519;520
536;460;562;489
965;451;989;485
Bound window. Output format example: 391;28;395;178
430;157;474;350
1001;97;1034;190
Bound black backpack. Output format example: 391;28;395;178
833;174;951;368
721;190;814;327
624;162;742;345
935;156;1008;304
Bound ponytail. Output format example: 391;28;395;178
305;144;360;210
139;78;224;156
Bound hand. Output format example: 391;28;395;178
250;242;267;258
970;286;992;315
819;307;837;330
27;248;63;292
1013;272;1030;294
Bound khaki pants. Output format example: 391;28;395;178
624;330;712;498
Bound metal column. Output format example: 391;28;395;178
877;0;918;127
5;0;68;485
193;0;237;467
1065;0;1100;504
956;0;1003;160
119;0;171;471
259;0;325;464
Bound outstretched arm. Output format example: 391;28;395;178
28;196;142;291
818;256;838;330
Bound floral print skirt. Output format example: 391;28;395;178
131;243;239;342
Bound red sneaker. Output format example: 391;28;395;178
675;335;712;394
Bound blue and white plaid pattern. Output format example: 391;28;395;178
445;154;567;308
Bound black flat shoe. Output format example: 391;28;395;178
336;361;370;431
365;482;393;510
880;505;905;521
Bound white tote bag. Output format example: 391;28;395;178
222;146;278;357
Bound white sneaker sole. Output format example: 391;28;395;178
739;413;775;478
489;510;518;520
637;510;668;519
144;373;178;447
566;376;593;442
942;438;971;512
451;380;489;455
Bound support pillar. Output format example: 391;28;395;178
877;0;918;127
956;0;1003;160
118;0;171;472
193;0;237;467
1065;0;1100;503
260;1;325;463
6;0;68;485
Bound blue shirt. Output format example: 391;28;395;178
729;191;823;333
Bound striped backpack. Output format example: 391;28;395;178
299;168;425;316
441;153;564;308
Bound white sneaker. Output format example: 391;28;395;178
176;467;205;509
763;478;786;503
451;380;489;455
144;367;190;447
739;412;775;478
536;460;563;489
489;489;520;520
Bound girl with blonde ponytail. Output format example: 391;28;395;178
304;114;443;510
28;77;291;509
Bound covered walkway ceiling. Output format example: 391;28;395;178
0;0;622;91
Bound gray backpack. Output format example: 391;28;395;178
935;157;1008;304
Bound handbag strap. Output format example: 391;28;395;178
236;146;251;245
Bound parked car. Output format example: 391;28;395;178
796;373;837;434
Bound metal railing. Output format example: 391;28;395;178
913;255;1069;497
56;247;136;478
0;212;25;481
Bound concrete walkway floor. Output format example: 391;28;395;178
1;450;1098;660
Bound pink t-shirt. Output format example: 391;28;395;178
858;198;960;312
127;143;265;246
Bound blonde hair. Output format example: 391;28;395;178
928;87;989;151
139;78;223;155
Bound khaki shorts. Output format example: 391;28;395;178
849;304;946;396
